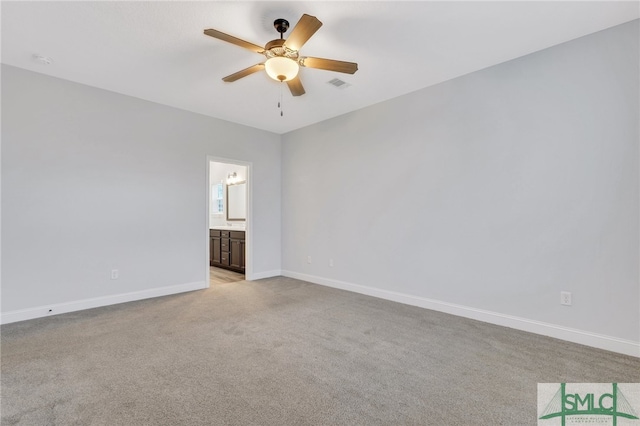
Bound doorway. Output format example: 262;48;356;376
207;158;250;286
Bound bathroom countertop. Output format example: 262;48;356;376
210;226;246;231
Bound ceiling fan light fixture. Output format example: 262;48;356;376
204;13;357;96
265;56;299;82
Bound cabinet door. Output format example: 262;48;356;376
230;239;243;269
239;241;245;270
211;236;221;265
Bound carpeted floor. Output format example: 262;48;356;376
2;276;639;425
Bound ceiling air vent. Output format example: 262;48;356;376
327;78;351;89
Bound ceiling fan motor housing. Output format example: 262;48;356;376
264;39;299;61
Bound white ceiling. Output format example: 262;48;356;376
2;1;638;134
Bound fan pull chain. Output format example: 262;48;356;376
278;83;284;117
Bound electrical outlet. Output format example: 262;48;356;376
307;256;312;264
111;269;119;280
560;291;572;306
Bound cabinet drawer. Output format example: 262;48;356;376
230;231;245;240
220;230;230;238
210;230;221;237
220;254;230;265
221;239;230;251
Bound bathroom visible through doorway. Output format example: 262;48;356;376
208;159;249;285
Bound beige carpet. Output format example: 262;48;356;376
2;276;639;425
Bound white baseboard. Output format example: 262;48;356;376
249;269;282;280
281;270;640;358
1;281;207;325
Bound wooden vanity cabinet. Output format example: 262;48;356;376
210;229;245;273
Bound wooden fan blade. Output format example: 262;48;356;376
286;76;305;96
204;29;264;54
222;63;265;82
285;14;323;51
301;57;358;74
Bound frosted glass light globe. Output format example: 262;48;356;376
265;57;299;82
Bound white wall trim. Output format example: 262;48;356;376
1;281;206;325
250;269;282;281
281;270;640;358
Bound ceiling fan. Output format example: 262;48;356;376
204;14;358;96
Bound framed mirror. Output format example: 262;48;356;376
226;182;246;221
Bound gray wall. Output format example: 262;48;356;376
282;21;639;342
2;20;638;351
2;65;281;313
